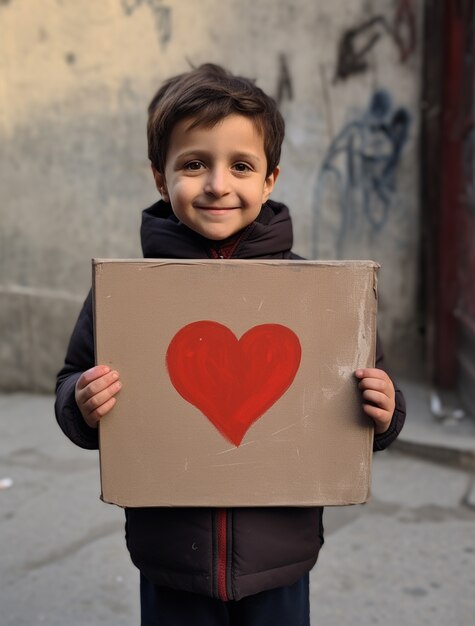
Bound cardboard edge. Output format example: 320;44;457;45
92;258;381;269
367;264;380;492
92;259;99;365
100;496;371;508
92;259;107;503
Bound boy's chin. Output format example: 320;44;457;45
193;223;249;242
203;229;241;241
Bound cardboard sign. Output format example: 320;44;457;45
93;259;379;507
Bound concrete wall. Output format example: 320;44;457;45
0;0;422;392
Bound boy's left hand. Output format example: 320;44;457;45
355;368;395;435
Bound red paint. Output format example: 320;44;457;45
166;321;302;446
393;0;417;63
217;509;228;601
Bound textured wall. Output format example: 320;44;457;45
0;0;421;391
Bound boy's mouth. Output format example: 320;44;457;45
196;206;238;212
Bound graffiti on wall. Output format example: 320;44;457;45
335;0;416;81
335;16;387;81
121;0;171;48
276;53;294;106
313;89;411;257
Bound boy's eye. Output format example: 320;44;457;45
184;161;204;171
233;162;251;172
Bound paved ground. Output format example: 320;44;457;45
1;379;475;625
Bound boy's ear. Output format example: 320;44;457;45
151;164;170;202
262;166;280;203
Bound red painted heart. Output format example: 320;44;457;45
166;321;302;446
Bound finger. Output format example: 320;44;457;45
79;370;120;402
363;403;392;434
82;379;122;416
362;402;390;423
358;377;390;394
76;365;112;391
355;368;390;381
361;389;392;410
84;396;118;428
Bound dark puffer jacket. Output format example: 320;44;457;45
55;199;406;601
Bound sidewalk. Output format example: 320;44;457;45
1;381;474;625
395;377;475;473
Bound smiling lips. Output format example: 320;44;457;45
197;206;239;212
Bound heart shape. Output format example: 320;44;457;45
166;321;302;446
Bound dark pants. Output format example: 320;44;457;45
140;572;310;626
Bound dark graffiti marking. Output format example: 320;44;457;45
335;1;416;81
313;89;411;257
335;16;388;81
121;0;171;48
276;53;293;106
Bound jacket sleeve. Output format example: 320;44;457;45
55;290;99;450
372;334;406;451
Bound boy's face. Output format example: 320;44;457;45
152;114;279;241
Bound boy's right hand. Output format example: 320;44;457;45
75;366;121;428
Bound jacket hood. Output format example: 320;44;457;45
140;199;294;259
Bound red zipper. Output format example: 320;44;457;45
217;508;229;601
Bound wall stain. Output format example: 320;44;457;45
313;89;411;257
121;0;171;48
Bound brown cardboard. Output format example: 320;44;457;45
93;259;379;508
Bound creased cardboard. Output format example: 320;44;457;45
93;259;379;508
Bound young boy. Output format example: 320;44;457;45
55;63;406;626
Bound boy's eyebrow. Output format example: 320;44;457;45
174;150;262;163
174;150;210;161
233;152;262;163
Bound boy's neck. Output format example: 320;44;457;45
208;224;253;259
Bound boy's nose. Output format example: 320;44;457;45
204;167;231;197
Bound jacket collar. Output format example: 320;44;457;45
140;199;294;260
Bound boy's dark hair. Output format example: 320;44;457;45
147;63;285;177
